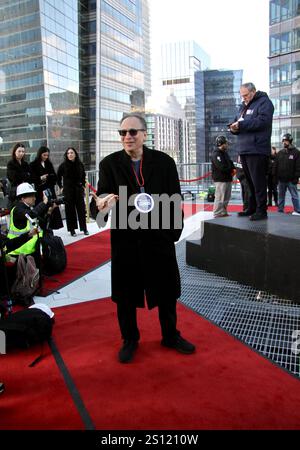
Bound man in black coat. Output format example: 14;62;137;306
229;82;274;221
93;113;195;363
276;133;300;214
211;136;234;218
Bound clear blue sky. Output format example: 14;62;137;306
149;0;269;94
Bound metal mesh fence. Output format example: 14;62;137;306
176;238;300;377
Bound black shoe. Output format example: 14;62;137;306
161;335;196;354
214;213;230;218
249;212;268;221
0;383;5;394
237;210;255;217
84;230;89;236
118;340;138;363
70;231;77;237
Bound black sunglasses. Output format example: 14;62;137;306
118;128;145;137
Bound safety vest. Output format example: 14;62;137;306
7;207;43;256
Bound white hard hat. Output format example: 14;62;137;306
16;182;36;197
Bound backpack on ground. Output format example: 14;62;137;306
11;254;40;306
41;230;67;275
0;306;54;351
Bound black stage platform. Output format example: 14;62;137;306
186;213;300;303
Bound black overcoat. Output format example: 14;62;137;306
30;159;58;202
97;146;183;309
29;159;63;229
57;160;87;232
6;159;32;205
6;159;32;187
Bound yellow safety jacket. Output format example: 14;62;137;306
7;207;43;256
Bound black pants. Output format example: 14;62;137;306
240;154;268;214
117;301;179;343
65;190;87;232
239;178;251;211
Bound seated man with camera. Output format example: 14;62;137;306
6;183;56;263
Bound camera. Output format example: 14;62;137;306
25;213;39;227
43;188;52;201
43;188;65;206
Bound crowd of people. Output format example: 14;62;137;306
0;145;89;326
1;82;300;381
4;144;88;235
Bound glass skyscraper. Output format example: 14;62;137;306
0;0;150;176
160;41;210;164
196;69;243;162
269;0;300;147
81;0;150;168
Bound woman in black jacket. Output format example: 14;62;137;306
57;147;88;236
6;143;32;207
30;146;63;230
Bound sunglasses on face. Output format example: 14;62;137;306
118;128;145;137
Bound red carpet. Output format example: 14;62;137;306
48;298;300;430
40;205;289;294
41;229;111;295
0;344;84;429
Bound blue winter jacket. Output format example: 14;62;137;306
233;91;274;156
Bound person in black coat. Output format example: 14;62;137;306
275;133;300;214
6;143;32;208
211;136;235;218
92;112;195;364
30;146;63;230
57;147;88;236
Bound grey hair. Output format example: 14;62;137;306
241;82;256;92
120;113;147;131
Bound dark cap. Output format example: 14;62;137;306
216;136;228;147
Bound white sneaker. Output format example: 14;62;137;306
292;211;300;216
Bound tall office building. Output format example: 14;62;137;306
160;41;210;164
145;113;189;164
82;0;150;168
0;0;150;176
145;92;189;163
196;69;243;162
269;0;300;147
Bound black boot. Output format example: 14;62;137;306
161;335;196;354
237;209;255;217
118;340;138;363
249;212;268;221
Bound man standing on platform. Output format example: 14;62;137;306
229;82;274;221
